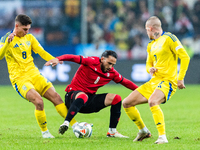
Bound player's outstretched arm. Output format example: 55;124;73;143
45;58;60;67
56;54;81;63
120;77;138;91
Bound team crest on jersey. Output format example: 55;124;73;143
0;44;3;48
26;41;31;46
107;73;110;77
14;44;19;48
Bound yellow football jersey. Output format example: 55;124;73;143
146;32;190;86
0;32;54;85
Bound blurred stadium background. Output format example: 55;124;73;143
0;0;200;85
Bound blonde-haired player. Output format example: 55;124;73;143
0;14;77;138
123;16;190;144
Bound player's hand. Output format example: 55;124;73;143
149;67;158;76
177;80;185;89
7;33;16;43
59;61;63;64
45;58;59;67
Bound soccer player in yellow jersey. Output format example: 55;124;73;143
123;16;190;144
0;14;77;138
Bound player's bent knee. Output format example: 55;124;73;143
111;94;121;105
33;98;44;110
148;100;160;107
122;99;133;108
77;94;88;104
122;100;128;108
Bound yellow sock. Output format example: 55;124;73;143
35;109;48;132
55;103;77;126
150;105;165;136
55;103;67;118
124;106;145;130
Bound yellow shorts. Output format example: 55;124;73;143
137;77;177;102
13;73;53;100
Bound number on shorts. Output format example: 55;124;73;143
157;81;164;88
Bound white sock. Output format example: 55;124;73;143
159;134;168;141
139;126;148;133
63;121;69;126
108;128;116;133
72;122;78;129
42;129;49;133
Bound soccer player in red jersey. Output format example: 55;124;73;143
45;50;138;137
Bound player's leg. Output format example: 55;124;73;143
43;87;77;127
104;93;128;138
123;90;147;131
14;81;54;138
149;81;176;144
148;89;168;144
74;93;125;138
59;91;88;135
149;92;166;144
122;90;151;141
26;89;54;138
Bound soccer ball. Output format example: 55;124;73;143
73;122;93;138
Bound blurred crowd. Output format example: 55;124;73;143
0;0;200;60
86;0;200;59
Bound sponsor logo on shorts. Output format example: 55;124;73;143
22;85;27;91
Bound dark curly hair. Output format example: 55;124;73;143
101;50;118;59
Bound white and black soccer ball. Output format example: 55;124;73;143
73;122;93;138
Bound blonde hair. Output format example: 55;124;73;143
146;16;162;29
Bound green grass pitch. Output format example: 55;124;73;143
0;84;200;150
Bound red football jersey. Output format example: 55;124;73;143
65;56;123;94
